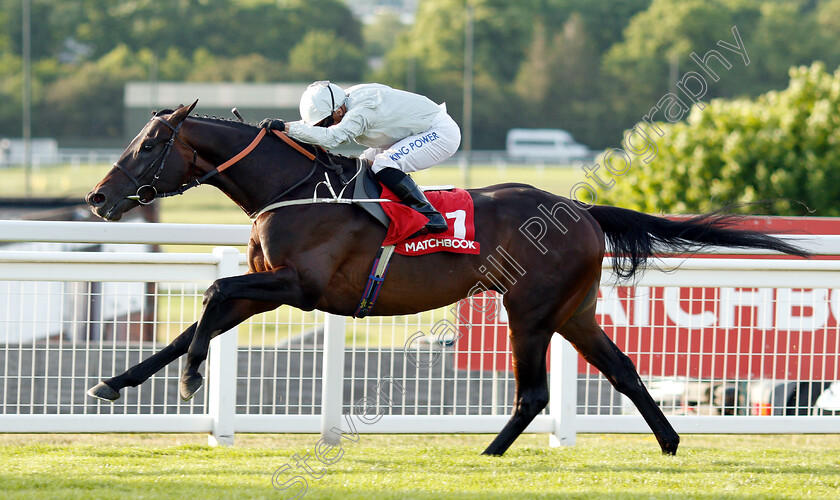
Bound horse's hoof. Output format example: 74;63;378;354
661;441;679;456
180;373;203;401
87;381;120;402
480;446;505;457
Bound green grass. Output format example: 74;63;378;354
0;434;838;499
0;164;108;199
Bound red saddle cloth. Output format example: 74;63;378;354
380;187;481;256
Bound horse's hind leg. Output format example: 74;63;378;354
482;247;602;456
87;323;197;401
561;303;680;455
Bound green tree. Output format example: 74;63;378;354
63;0;361;63
364;10;408;61
375;0;554;149
0;52;23;137
600;62;840;216
2;0;70;59
541;0;651;55
70;0;131;59
157;48;191;81
287;30;366;81
280;0;363;49
600;0;838;148
0;0;368;142
736;1;835;95
39;45;147;138
187;51;286;82
0;3;10;54
602;0;740;127
403;0;541;83
375;0;654;149
514;13;604;147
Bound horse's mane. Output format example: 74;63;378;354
154;108;260;133
153;109;357;163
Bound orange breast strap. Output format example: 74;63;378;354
272;130;317;161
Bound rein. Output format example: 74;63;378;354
116;115;344;208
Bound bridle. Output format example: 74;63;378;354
114;116;199;205
113;113;349;211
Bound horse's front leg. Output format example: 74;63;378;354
87;322;198;401
180;268;309;401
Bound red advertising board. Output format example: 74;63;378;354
454;217;840;381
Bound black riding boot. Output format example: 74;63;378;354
374;168;448;234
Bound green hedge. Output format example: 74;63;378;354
602;62;840;216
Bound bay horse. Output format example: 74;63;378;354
85;102;807;456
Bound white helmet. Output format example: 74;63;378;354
299;81;346;125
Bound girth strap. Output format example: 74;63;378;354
353;245;396;318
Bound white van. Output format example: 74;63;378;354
505;128;590;161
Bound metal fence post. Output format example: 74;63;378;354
320;313;347;444
549;334;577;447
207;246;240;446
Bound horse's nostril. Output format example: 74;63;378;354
88;192;106;207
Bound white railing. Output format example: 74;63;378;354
0;220;838;447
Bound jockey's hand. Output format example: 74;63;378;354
258;118;285;132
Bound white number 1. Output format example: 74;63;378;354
445;210;467;239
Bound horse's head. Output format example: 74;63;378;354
86;100;198;221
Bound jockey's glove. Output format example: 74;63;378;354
258;118;286;132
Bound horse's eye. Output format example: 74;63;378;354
141;143;154;152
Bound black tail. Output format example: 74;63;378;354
588;205;811;280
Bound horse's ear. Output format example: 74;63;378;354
170;99;199;125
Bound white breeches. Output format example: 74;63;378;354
363;109;461;174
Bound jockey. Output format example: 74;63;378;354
259;81;461;234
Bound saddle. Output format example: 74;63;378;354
350;161;455;228
352;163;390;227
